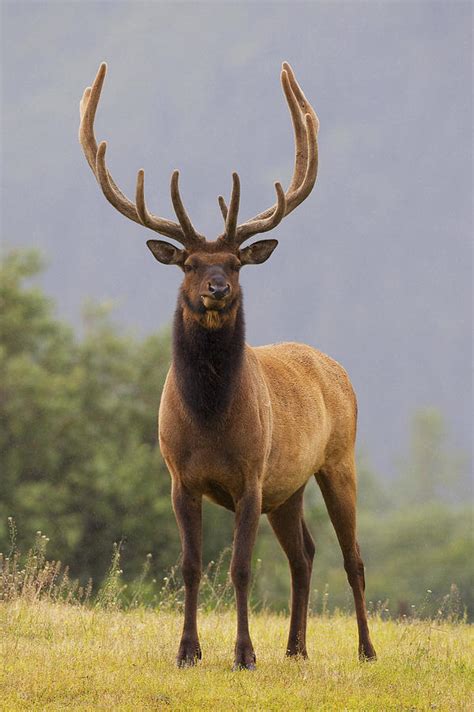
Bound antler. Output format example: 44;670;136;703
218;172;287;245
79;63;204;248
218;62;319;247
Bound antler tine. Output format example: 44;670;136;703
218;195;228;221
94;141;143;224
217;173;240;228
79;63;106;173
282;62;319;194
79;63;202;247
224;173;241;241
134;169;194;244
170;171;204;243
234;182;286;245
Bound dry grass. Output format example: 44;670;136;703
1;600;472;711
1;528;472;710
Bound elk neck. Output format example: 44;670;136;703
172;291;246;424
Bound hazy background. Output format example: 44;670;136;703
1;1;472;478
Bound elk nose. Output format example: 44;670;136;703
208;281;230;300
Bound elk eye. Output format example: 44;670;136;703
232;263;241;272
184;264;194;273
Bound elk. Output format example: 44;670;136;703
79;61;376;669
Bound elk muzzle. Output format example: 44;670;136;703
208;281;230;299
201;278;231;309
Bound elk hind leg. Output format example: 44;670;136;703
315;464;376;661
268;485;314;658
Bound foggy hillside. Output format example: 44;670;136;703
1;1;471;477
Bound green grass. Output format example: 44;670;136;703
1;600;472;711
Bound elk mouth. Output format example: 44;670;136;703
200;295;228;310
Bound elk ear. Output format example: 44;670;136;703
239;239;278;266
146;240;186;266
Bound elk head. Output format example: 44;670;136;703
79;62;319;328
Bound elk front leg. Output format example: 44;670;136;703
231;489;261;670
172;481;202;667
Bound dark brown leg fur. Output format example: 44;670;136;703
231;490;261;670
268;486;314;658
316;465;376;661
172;482;203;667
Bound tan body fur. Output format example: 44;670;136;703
160;343;356;514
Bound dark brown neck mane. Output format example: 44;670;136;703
172;294;245;423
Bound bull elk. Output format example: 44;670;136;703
79;61;376;669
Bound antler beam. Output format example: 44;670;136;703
79;63;204;248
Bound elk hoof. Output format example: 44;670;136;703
176;641;202;668
232;650;256;671
359;644;377;662
232;661;257;671
286;648;309;659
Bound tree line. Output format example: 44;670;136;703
0;250;471;618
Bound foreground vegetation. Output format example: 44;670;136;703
2;600;472;711
1;534;472;710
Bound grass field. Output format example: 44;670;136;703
1;600;472;711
